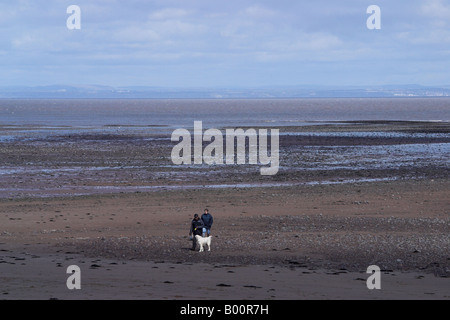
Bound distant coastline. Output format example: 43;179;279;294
1;84;450;99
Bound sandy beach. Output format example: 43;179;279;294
0;120;449;300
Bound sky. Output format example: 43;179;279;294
1;0;450;88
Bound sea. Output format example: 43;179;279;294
0;98;449;133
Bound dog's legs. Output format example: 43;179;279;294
199;243;204;252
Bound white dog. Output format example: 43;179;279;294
195;235;211;252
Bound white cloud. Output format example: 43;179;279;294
149;8;191;20
114;26;161;43
241;5;278;19
11;29;64;52
400;29;450;45
112;17;207;52
421;0;450;21
395;0;450;44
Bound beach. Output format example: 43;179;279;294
0;179;449;300
0;115;449;300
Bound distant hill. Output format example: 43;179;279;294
1;84;449;99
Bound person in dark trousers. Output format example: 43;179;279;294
189;214;204;251
201;208;213;237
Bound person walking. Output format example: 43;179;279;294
201;208;213;237
189;214;204;251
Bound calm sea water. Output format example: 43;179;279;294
0;99;449;131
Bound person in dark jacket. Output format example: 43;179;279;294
201;208;213;237
189;214;204;251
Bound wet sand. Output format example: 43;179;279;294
0;121;449;198
1;246;449;300
0;121;449;300
0;179;449;300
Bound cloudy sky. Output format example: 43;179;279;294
1;0;450;87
